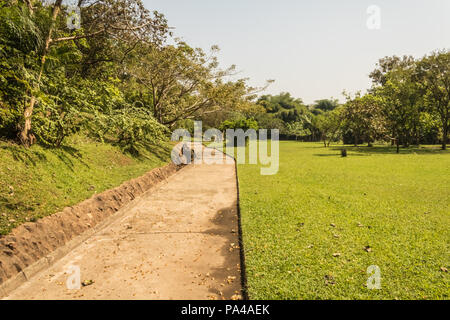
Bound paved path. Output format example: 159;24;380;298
5;149;242;300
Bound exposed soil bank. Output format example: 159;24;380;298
0;163;181;288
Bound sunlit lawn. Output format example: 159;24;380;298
236;141;450;299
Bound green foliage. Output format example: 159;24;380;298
338;51;449;149
341;93;386;146
257;92;308;125
0;0;171;149
99;106;169;155
257;92;305;113
254;112;286;132
415;51;450;149
311;99;339;115
128;41;263;128
219;118;259;132
315;107;343;146
0;2;42;138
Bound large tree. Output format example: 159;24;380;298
342;92;386;147
15;0;169;146
128;41;268;128
370;56;421;150
416;50;450;150
315;107;342;147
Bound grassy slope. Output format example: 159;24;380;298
0;135;172;235
237;142;450;300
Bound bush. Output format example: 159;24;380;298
219;118;259;132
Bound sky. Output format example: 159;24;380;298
142;0;450;104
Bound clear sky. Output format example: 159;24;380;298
142;0;449;104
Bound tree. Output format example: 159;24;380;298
310;99;338;115
369;55;416;87
342;92;386;147
370;56;421;151
128;41;269;128
16;0;169;146
416;50;450;150
286;120;311;140
315;107;342;147
257;92;306;115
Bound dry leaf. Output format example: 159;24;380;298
81;280;95;287
324;274;335;286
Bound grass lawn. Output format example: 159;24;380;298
0;135;172;235
236;141;450;300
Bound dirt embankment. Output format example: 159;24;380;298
0;163;181;287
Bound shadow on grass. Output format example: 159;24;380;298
0;142;89;170
0;144;47;166
313;152;367;157
312;144;449;157
334;145;448;155
129;141;172;162
48;145;89;171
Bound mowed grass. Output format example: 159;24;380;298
236;142;450;300
0;136;172;235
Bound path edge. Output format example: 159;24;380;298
210;146;249;301
233;156;250;300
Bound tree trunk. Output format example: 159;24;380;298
414;123;420;146
443;123;448;150
396;138;400;154
19;0;62;147
403;132;410;148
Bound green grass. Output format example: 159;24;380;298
0;135;172;235
236;142;450;300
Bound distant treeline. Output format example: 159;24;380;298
234;52;449;152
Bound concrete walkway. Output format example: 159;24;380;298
5;149;242;300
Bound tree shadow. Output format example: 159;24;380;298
0;142;90;171
330;145;449;155
131;141;172;162
312;144;450;157
0;144;47;166
47;145;89;171
313;152;367;157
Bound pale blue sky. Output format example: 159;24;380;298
143;0;449;104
